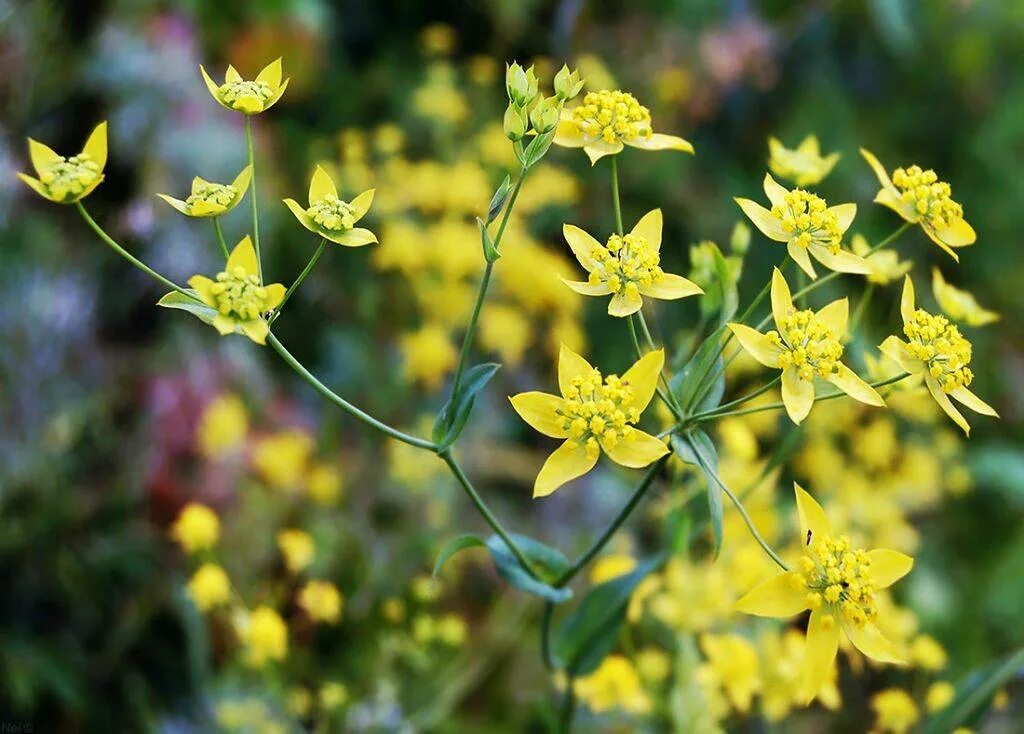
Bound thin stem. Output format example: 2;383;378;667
212;217;229;260
245;115;263;283
450;167;527;398
541;603;556;670
77;202;193;298
267;332;436;450
629;316;681;419
557;684;576;734
708;375;781;416
849;283;875;334
610;156;624;234
439;451;541;580
270;238;326;323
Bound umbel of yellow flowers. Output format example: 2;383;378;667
728;268;884;424
736;174;869;280
158;165;252;217
768;135;840;187
553;89;694;165
187;237;286;345
17;121;107;204
509;346;668;497
200;58;289;115
931;268;1000;327
561;209;703;317
879;276;997;435
283;166;377;246
735;484;913;704
860;148;975;261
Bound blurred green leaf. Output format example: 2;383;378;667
479;217;502;262
670;327;726;415
923;647;1024;733
485;534;572;603
672;430;722;557
969;444;1024;505
433;534;485;578
156;289;216;325
433;363;501;451
711;245;739;326
486;174;512;224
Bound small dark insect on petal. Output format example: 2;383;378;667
806;529;813;546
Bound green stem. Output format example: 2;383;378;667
849;282;875;334
628;316;680;419
541;603;556;669
439;450;541;580
557;684;576;734
450;167;527;398
267;332;436;450
638;310;683;414
610;156;624;234
270;238;326;323
212;217;230;259
77;202;193;298
707;375;781;417
245;115;263;284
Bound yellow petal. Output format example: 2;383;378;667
630;209;662;252
900;275;916;324
28;138;61;176
534;440;599;498
735;197;788;241
770;267;793;329
815;298;848;338
331;227;377;247
157;193;189;215
187;199;224;217
553;118;585;148
875;187;919;223
509;392;569;438
199;65;224;104
843;621;904;665
560;277;611;296
350;189;375;221
227;236;258;275
608;288;643;317
925;374;970;435
950;387;998;417
225;64;242;83
230;165;254;204
584;140;624;165
639;273;703;300
212;314;236;335
878;336;923;375
762;173;789;209
602;430;668;468
828;364;885;407
935;217;976;248
188;275;216;305
256;57;283;88
866;549;913;589
284;198;316;233
787;242;817;279
625;133;694;154
308;165;337;204
558;343;595;396
859;148;895;192
620;349;665;414
263;283;287;311
241;319;269;345
803;610;841;704
797;135;820;156
562;223;603;273
17;172;52;201
727;323;782;368
794;482;832;542
809;244;872;275
828;202;857;234
734;572;808;617
234;96;263;114
82;121;108;171
262;78;290;111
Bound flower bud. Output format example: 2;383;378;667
503;103;528;141
529;96;561;134
553;65;585;101
505;62;539;107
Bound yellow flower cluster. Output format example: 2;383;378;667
768;308;844;380
572;90;653;145
773;189;842;253
903;308;973;393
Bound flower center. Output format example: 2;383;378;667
771;190;841;253
209;267;271;321
559;369;640;459
904;309;973;392
572;90;653;145
891;166;964;231
219;80;274;106
587;233;662;300
798;533;878;629
186;180;236;211
768;309;843;381
38;154;101;200
307;195;356;231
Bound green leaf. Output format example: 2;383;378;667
672;430;723;557
522;129;556;168
711;245;739;326
485;534;572;603
433;534;485;578
553;555;663;675
433;362;501;451
670;326;726;415
157;289;216;325
923;647;1024;733
969;444;1024;506
478;217;501;263
486;174;512;224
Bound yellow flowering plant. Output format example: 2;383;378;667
22;50;1005;734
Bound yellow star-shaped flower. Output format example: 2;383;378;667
284;166;377;247
18;122;107;204
200;58;289;115
157;165;252;218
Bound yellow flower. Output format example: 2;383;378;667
306;463;343;505
283;166;377;247
554;89;694;165
851;233;913;285
728;268;885;424
932;268;999;327
187;563;231;611
735;484;913;703
200;58;289;115
170;502;219;553
871;688;919;733
590;553;637;584
436;614;468;646
187;237;286;345
561;209;703;316
298;580;343;624
399;324;457;389
277;529;315;573
909;633;948;671
736;174;869;279
879;276;997;434
236;605;288;666
18;121;107;203
196;393;248;458
509;345;669;498
699;633;760;713
157;166;252;217
635;647;671;683
860;148;975;261
768;135;840;187
319;682;349;710
253;429;314;488
574;655;651;714
926;681;955;712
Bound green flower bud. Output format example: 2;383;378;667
553;65;585;101
730;221;751;255
503;103;528;141
529;96;561;134
505;62;539;107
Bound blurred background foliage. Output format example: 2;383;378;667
1;0;1023;731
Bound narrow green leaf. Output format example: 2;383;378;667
485;534;572;603
923;647;1024;733
672;431;722;556
157;289;216;325
670;326;726;414
434;362;501;452
433;534;485;578
522;129;556;168
486;174;512;224
478;217;501;263
711;245;739;326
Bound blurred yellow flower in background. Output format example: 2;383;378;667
298;580;343;623
277;529;315;573
236;605;288;666
187;563;231;611
932;268;999;326
400;324;457;390
698;633;760;713
871;688;919;733
158;166;252;217
19;121;107;203
200;58;289;114
574;655;651;714
590;553;637;584
196;393;248;458
305;463;343;505
252;429;314;488
851;233;913;285
171;502;220;553
768;135;839;187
